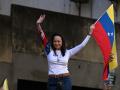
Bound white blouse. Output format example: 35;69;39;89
46;35;91;75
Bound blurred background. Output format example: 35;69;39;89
0;0;120;90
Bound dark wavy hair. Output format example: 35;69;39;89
51;33;66;56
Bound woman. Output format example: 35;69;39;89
36;15;94;90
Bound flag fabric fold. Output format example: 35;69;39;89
92;4;118;80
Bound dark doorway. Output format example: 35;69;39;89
17;79;102;90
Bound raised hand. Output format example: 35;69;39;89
89;24;95;35
36;14;45;24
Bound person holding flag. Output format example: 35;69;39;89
36;14;95;90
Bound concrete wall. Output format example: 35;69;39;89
92;0;111;19
12;0;79;15
0;4;120;90
0;0;11;16
0;15;13;90
11;5;120;90
0;15;12;63
0;0;120;22
0;62;13;90
92;0;120;22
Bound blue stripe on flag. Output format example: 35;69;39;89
99;12;114;46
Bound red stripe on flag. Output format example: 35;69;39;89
92;21;112;80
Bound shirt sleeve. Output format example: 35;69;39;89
68;35;91;58
39;31;51;55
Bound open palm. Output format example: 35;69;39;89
37;15;45;24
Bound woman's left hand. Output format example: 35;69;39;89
89;24;95;35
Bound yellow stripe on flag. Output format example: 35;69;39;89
109;37;118;71
3;79;9;90
107;4;114;23
107;4;118;71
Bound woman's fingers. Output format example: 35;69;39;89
37;14;46;24
89;24;95;35
90;24;95;30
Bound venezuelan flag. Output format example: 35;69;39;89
92;4;118;80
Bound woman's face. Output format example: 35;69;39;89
53;36;62;50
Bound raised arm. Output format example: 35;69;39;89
36;15;48;47
36;15;50;55
68;24;95;57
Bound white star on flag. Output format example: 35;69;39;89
108;32;113;36
111;32;113;36
108;32;110;36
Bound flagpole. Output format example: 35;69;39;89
94;15;102;25
94;4;113;25
94;9;106;25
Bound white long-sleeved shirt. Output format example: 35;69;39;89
38;29;91;75
45;35;91;75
